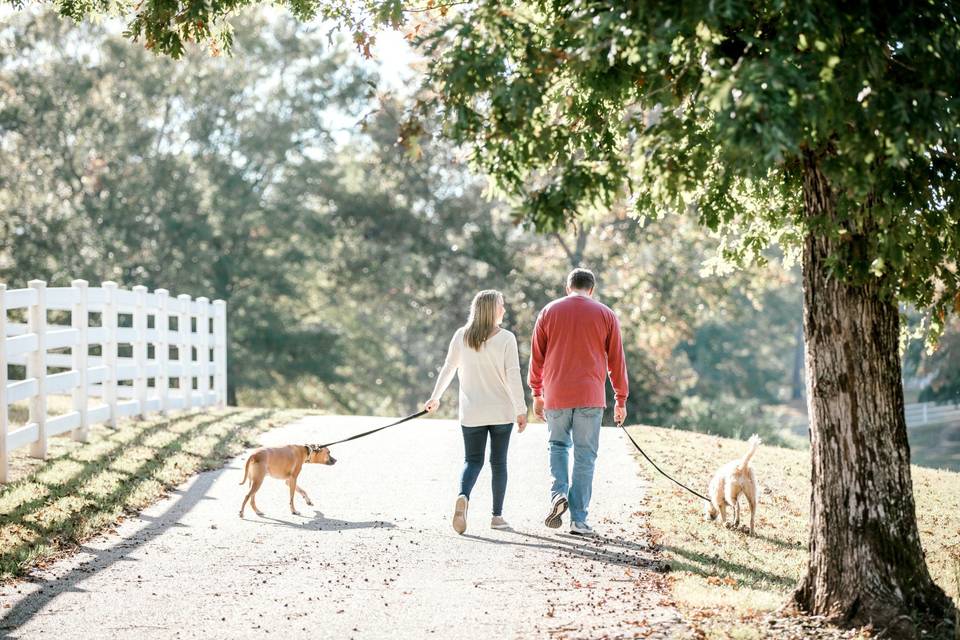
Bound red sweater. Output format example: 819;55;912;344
527;294;629;410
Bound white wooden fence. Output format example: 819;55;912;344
0;279;227;483
905;401;960;428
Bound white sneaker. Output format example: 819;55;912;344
545;494;568;529
490;516;510;530
452;495;468;535
569;521;595;536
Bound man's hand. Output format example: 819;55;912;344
424;399;439;413
533;397;545;421
516;414;527;432
614;405;627;426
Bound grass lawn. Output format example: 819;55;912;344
626;425;960;639
0;407;303;582
908;421;960;472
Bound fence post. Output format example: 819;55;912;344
0;284;8;482
71;279;89;441
133;285;148;418
156;289;169;415
102;281;119;428
922;402;928;425
196;297;210;406
177;294;191;409
213;300;227;408
27;280;47;459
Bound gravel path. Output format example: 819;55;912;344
0;415;687;639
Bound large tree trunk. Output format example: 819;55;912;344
793;153;957;638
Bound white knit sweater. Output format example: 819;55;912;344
429;327;527;427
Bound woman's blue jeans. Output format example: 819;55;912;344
460;424;512;516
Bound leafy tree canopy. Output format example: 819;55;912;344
1;9;803;422
417;2;960;329
35;1;960;335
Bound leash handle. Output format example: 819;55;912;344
618;423;711;503
316;409;428;448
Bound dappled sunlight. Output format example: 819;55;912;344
628;424;959;630
0;523;40;551
0;408;295;580
34;459;86;487
24;495;92;530
0;483;49;517
82;470;128;499
141;429;181;449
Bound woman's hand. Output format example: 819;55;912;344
516;414;527;433
424;399;439;413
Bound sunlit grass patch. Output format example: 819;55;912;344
0;408;303;581
83;470;128;499
24;495;92;530
626;425;959;638
0;483;49;517
35;459;86;487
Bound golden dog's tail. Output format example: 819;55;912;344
737;434;762;471
240;455;253;485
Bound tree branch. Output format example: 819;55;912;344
404;1;472;14
553;232;575;265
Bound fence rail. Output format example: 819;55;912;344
1;279;227;482
905;401;960;428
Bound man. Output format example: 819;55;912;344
528;268;629;536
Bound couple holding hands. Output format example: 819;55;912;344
424;268;629;536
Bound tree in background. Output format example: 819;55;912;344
1;10;804;429
0;13;369;402
915;320;960;404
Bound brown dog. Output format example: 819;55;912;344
705;434;760;534
239;444;336;517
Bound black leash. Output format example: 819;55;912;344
315;410;708;503
317;410;428;448
617;423;710;502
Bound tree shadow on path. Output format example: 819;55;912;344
0;465;223;635
0;410;279;635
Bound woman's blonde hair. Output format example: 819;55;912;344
464;290;503;351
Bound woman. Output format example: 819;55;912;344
425;290;527;534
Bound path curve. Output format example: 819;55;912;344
0;415;686;639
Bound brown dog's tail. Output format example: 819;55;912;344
737;434;762;471
240;455;253;485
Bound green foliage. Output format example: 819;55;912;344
669;394;789;446
917;320;960;404
39;0;960;335
1;9;808;423
417;2;960;322
681;278;802;403
0;13;369;401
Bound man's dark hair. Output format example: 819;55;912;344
567;268;596;292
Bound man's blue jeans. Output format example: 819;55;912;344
545;407;602;524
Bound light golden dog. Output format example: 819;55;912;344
239;444;336;517
705;434;760;534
